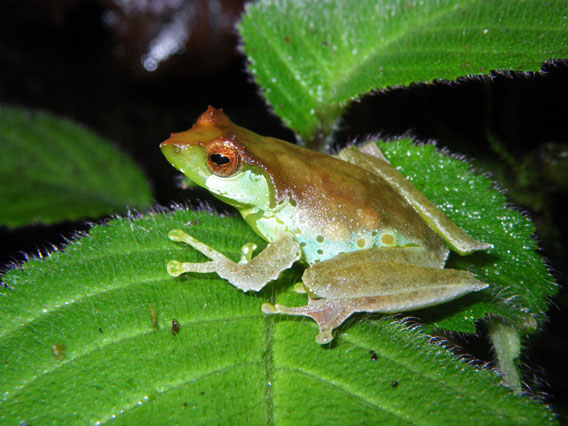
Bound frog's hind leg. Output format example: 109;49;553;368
264;251;489;344
262;298;357;344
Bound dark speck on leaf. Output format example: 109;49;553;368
50;343;66;361
183;402;188;408
391;380;399;388
149;304;159;330
284;36;291;43
172;318;180;335
370;350;378;361
98;328;103;333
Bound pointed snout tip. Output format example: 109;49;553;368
160;134;177;149
160;132;189;151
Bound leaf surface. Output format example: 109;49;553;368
239;0;568;144
0;142;556;423
376;139;556;332
0;107;153;227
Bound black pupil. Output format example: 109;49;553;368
210;153;230;166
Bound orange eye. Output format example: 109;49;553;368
205;141;241;177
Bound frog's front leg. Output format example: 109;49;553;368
167;229;301;292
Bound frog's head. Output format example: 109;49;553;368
160;106;277;211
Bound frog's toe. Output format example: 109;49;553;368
315;329;334;345
168;229;231;264
261;303;277;314
167;259;216;277
293;282;307;294
167;260;184;277
168;229;188;242
239;242;258;264
261;299;355;344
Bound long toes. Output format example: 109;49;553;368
167;260;216;276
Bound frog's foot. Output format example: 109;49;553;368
167;229;301;293
262;298;356;344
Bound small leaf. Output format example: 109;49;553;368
0;208;554;424
0;107;153;228
239;0;568;144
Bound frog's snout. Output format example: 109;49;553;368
160;134;185;151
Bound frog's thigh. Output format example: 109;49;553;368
304;249;487;300
306;246;445;271
294;266;485;343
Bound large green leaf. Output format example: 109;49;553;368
0;142;556;423
239;0;568;146
0;107;153;228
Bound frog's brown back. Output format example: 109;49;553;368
257;141;445;256
180;107;446;260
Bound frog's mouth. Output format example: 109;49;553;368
160;142;210;189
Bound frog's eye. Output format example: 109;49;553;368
205;142;241;177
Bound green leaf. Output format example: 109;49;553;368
374;139;556;333
239;0;568;145
262;138;556;335
0;209;554;424
0;107;153;228
0;141;556;423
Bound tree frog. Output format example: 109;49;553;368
161;106;491;344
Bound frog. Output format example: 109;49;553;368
160;106;491;344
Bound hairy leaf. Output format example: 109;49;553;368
0;107;153;227
0;141;556;423
239;0;568;145
376;139;557;332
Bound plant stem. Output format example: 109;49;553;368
489;319;522;394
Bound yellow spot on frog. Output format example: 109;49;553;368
381;234;395;245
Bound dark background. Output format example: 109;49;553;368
1;0;566;419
